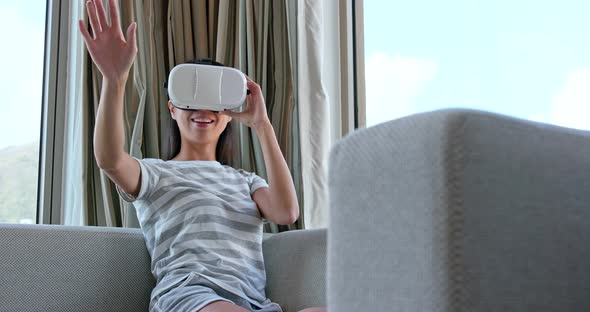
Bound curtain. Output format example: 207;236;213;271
297;0;329;229
297;0;366;229
77;0;302;232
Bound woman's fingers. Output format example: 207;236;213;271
78;20;93;45
108;0;121;31
245;79;262;96
220;109;240;119
94;0;110;31
125;22;137;52
86;1;102;36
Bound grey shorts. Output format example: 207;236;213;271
153;273;283;312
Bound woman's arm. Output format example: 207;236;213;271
252;122;299;225
79;0;141;197
221;78;299;225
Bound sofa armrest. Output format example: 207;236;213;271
328;109;590;311
262;228;326;312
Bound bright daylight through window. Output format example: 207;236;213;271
364;0;590;129
0;0;46;224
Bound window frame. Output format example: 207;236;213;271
352;0;366;129
38;0;72;224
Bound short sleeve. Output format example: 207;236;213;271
116;158;162;202
249;172;269;195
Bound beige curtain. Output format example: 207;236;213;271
81;0;301;232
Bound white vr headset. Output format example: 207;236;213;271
167;63;247;111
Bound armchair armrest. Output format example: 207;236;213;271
328;109;590;311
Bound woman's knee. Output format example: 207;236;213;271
298;307;327;312
198;300;250;312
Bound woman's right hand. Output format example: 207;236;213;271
78;0;137;83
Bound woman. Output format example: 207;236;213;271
78;1;326;311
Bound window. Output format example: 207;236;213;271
364;0;590;129
0;0;47;224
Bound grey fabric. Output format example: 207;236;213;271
0;224;154;312
263;229;327;312
0;224;325;312
328;109;590;312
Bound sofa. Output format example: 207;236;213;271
327;109;590;311
2;109;590;311
0;224;326;312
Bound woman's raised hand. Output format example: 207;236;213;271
220;76;272;132
78;0;137;83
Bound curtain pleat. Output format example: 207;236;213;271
81;0;302;232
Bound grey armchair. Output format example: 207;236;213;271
327;109;590;311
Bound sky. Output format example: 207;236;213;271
364;0;590;129
0;0;46;149
1;0;589;149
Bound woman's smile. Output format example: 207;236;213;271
188;111;218;129
191;118;214;128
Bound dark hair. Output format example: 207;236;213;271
167;58;234;166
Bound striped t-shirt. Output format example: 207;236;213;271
117;158;277;310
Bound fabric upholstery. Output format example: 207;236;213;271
263;229;327;312
0;224;326;312
328;109;590;311
0;224;154;312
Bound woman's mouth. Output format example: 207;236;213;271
191;118;214;128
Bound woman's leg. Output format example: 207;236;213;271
198;300;327;312
297;308;327;312
198;300;250;312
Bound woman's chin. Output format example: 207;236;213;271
186;134;216;145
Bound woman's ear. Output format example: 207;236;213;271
168;100;176;120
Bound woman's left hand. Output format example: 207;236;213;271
220;76;271;131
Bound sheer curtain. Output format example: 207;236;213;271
297;0;366;228
297;0;329;229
